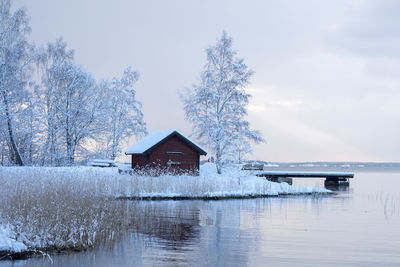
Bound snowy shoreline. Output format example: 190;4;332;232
0;163;330;259
116;192;330;201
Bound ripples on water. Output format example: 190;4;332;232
3;172;400;266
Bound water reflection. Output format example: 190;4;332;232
292;177;351;192
132;202;201;251
324;184;350;192
129;200;256;266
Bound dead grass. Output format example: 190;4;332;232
0;167;137;252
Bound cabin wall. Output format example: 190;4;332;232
131;154;147;168
149;136;199;172
130;135;200;174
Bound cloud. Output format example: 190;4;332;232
16;0;400;162
326;0;400;59
274;100;303;107
248;105;265;112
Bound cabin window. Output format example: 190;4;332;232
166;152;182;166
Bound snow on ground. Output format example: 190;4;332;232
115;163;330;198
0;163;329;200
0;163;329;255
0;224;27;253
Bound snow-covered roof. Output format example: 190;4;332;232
125;129;207;155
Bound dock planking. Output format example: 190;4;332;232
255;171;354;179
253;171;354;185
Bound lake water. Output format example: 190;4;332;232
3;170;400;266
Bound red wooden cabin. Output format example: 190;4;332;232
125;129;207;174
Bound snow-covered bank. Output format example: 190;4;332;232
0;163;329;200
0;225;27;254
0;163;329;258
116;163;330;199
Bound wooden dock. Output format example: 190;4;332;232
253;171;354;185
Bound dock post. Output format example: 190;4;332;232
324;177;349;186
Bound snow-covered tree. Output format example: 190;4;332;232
36;39;147;164
36;39;74;166
48;61;102;165
102;67;147;160
0;0;35;166
181;32;263;174
0;1;147;166
35;38;111;166
14;85;43;165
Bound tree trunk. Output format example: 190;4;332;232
66;135;74;165
216;162;222;174
216;143;222;174
1;91;24;166
65;92;73;166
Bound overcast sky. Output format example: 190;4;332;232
14;0;400;162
